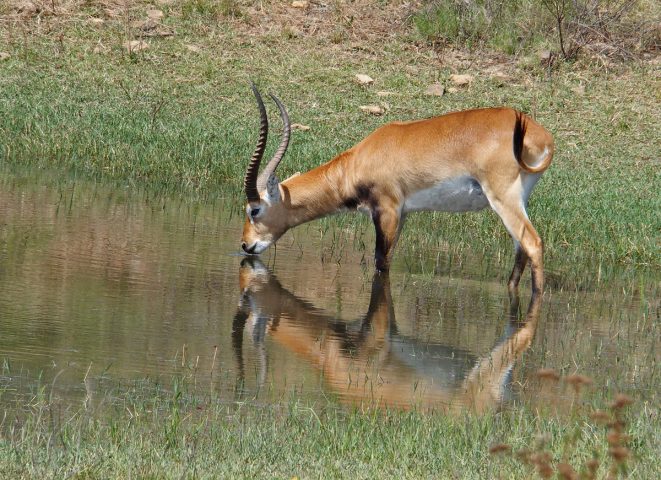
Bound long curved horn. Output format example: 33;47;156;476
244;82;268;204
256;93;291;193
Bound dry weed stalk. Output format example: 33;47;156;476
536;368;561;381
490;370;635;479
557;462;578;480
488;443;511;454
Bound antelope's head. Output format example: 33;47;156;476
241;84;292;255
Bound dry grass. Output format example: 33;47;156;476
2;0;657;68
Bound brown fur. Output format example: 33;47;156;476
243;107;554;294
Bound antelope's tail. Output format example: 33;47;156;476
513;111;553;174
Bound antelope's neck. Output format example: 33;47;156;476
279;151;355;228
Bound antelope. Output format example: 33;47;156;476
241;84;554;294
233;257;541;412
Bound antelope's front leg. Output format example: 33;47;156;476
371;202;402;272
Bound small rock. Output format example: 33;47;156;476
150;27;175;37
291;1;309;8
147;9;164;20
0;52;10;61
124;40;149;53
376;91;396;97
449;74;473;87
283;26;301;39
131;19;158;31
539;50;552;62
103;8;121;18
89;18;105;26
359;105;385;116
571;85;585;95
424;83;445;96
355;74;374;86
14;1;38;15
185;44;201;53
447;87;459;94
292;123;311;131
489;69;511;82
133;18;174;37
490;72;511;87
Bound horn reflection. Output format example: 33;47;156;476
233;258;541;412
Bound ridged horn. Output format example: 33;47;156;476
256;93;291;193
244;82;268;204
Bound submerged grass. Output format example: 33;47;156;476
0;1;659;278
1;369;658;479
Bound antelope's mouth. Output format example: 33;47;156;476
242;241;269;255
241;242;257;254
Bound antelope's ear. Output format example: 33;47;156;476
266;175;281;203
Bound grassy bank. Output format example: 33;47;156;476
1;372;657;479
0;1;659;276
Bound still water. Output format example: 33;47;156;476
0;170;657;414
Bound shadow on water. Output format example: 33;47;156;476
233;257;541;412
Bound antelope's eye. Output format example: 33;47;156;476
250;207;261;218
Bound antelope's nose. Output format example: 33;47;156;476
242;242;255;254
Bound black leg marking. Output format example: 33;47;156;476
343;183;375;211
372;208;391;272
343;197;359;209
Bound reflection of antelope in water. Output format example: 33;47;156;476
233;258;541;412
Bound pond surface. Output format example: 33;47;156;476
0;170;658;415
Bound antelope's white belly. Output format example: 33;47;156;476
403;176;489;213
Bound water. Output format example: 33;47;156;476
0;170;657;414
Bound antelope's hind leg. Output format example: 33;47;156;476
508;243;529;293
487;193;544;295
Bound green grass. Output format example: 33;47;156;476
1;371;657;479
413;0;533;53
0;1;659;280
